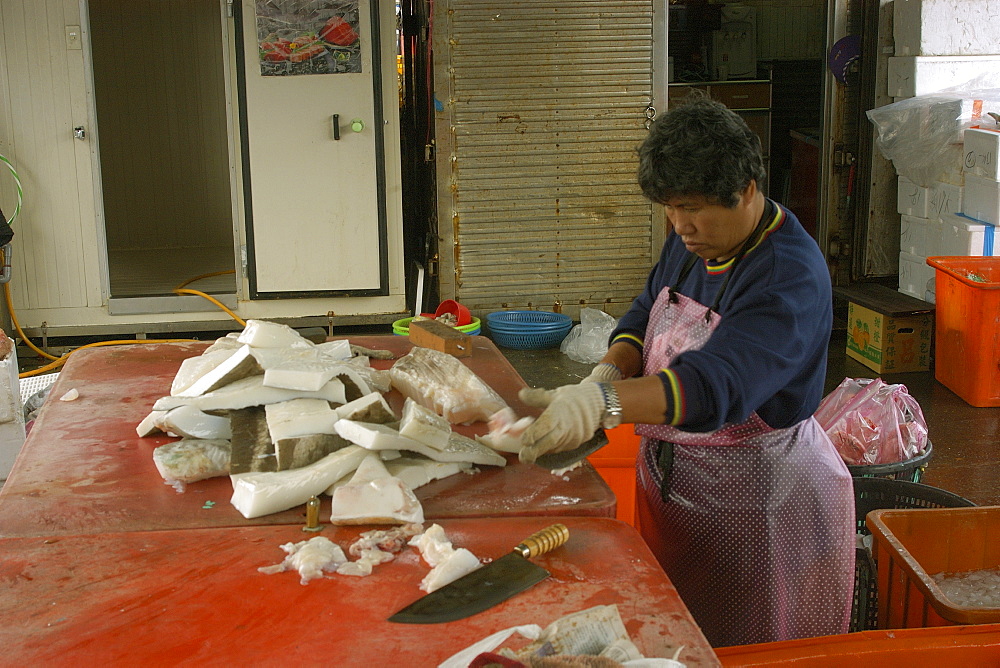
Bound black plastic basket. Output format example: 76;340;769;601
846;440;934;482
849;476;975;633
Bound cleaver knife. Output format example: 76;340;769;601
388;523;570;624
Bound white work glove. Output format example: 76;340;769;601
581;362;623;384
518;382;605;464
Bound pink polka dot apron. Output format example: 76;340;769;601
634;249;854;648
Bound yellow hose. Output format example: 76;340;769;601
5;265;245;379
18;338;198;377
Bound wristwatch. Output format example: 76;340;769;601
598;382;623;429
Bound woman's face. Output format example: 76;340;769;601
663;184;760;262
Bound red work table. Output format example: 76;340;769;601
0;337;616;537
0;517;719;666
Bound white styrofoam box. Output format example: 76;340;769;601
0;346;26;480
927;180;963;221
894;0;1000;57
963;127;1000;180
962;173;1000;225
897;176;929;217
898;251;935;300
887;56;1000;98
900;215;941;257
938;211;996;256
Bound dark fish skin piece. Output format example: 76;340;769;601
275;432;351;471
229;407;276;473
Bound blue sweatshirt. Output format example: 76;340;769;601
611;200;832;432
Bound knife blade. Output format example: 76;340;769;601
388;523;570;624
534;429;609;470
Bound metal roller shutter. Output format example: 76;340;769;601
434;0;665;318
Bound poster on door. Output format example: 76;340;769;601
255;0;362;75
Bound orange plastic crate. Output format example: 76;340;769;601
866;506;1000;629
926;256;1000;407
715;623;1000;666
588;424;641;527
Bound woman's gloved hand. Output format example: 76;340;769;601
518;383;605;464
581;362;623;384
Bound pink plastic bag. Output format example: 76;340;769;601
815;378;929;466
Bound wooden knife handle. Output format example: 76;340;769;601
515;523;569;559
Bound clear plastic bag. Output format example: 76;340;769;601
560;308;618;364
815;378;929;466
866;74;1000;187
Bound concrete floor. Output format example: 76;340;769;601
499;328;1000;507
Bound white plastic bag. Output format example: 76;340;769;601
560;308;618;363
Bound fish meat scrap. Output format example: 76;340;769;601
258;536;348;585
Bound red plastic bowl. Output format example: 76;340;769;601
434;299;473;326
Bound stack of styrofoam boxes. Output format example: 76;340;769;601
958;127;1000;253
891;0;1000;302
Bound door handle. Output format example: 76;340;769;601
332;114;340;140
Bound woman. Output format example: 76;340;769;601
518;94;854;647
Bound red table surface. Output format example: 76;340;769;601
0;517;718;666
0;337;615;537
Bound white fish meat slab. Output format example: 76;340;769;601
398;398;451;450
408;523;482;593
237;319;315;349
334;419;506;467
153;375;346;413
388;346;507;424
203;332;244;354
170;348;239;396
158;404;232;440
252;347;338;392
230;446;367;519
174;345;262;398
258;536;348;585
476;407;535;454
330;453;424;525
315;339;352;361
421;547;482;593
153;438;231;493
136;409;168;437
336;392;396;424
385;457;471;490
333;366;374;402
265;398;339;443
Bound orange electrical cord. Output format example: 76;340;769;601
4;263;246;378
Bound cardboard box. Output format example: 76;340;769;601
841;284;934;374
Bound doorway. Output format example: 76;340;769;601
87;0;237;310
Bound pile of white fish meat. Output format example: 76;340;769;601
138;319;524;524
258;522;483;588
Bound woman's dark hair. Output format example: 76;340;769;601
637;91;766;208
